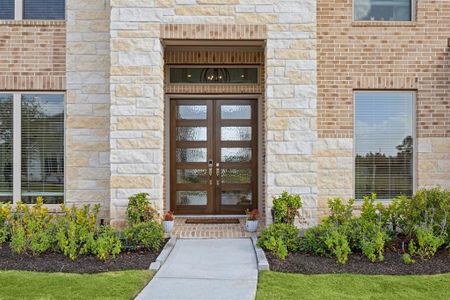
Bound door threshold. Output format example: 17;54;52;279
176;214;245;218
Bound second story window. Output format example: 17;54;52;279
354;0;413;21
0;0;65;20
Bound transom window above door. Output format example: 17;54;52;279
354;0;413;21
169;66;259;84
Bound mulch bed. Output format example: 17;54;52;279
0;241;167;274
267;249;450;275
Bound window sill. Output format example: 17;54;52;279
0;19;65;26
352;21;417;27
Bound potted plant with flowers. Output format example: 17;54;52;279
245;209;259;232
163;211;174;233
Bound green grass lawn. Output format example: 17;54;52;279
257;271;450;300
0;270;153;300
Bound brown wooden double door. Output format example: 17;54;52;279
170;99;258;214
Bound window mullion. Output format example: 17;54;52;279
13;93;21;203
15;0;23;20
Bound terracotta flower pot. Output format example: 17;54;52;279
163;220;174;233
245;220;258;232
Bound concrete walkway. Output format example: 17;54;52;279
136;239;258;300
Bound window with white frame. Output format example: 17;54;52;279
0;0;65;20
0;93;64;204
354;91;414;200
354;0;413;21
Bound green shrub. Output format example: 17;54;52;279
92;226;122;261
257;224;300;259
327;197;354;226
323;226;351;265
272;192;302;225
123;221;164;252
402;253;415;264
9;198;55;255
126;193;160;225
414;227;446;260
302;223;331;256
0;203;11;244
358;221;387;262
55;204;99;260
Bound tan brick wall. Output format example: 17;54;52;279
0;20;65;90
317;0;450;138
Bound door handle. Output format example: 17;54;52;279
216;162;220;186
208;159;213;185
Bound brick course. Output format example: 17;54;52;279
0;20;65;90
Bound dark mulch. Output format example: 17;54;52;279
267;249;450;275
0;242;167;274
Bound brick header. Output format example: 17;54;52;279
0;75;65;91
0;20;65;26
353;76;417;90
161;24;267;40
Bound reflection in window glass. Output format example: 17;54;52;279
354;0;412;21
176;191;207;205
21;94;64;204
176;105;207;120
221;127;251;141
355;91;414;199
170;67;258;84
221;169;251;184
176;127;207;141
0;94;13;202
23;0;65;20
221;148;252;162
221;105;251;120
221;191;252;205
176;148;207;162
0;0;14;19
176;169;208;184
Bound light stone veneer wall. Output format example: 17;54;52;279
66;0;111;215
109;0;317;227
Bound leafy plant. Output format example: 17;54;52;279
126;193;160;225
163;211;174;222
323;226;351;265
123;221;164;252
55;204;99;260
0;202;11;244
272;192;302;225
8;198;55;255
246;209;259;221
414;226;446;260
402;253;415;264
328;197;354;226
302;223;331;256
257;223;299;259
92;226;122;261
359;222;386;262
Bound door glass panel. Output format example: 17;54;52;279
221;127;251;141
177;105;207;120
170;67;258;84
221;169;251;184
176;191;207;205
221;148;252;162
176;169;208;184
221;105;251;119
221;191;252;205
176;127;207;141
176;148;207;162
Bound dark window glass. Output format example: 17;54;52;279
21;94;64;204
0;0;14;19
0;94;13;203
23;0;65;20
355;91;414;199
354;0;412;21
170;67;258;84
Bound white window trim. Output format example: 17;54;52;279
352;90;417;202
352;0;416;22
11;0;66;21
1;91;65;205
